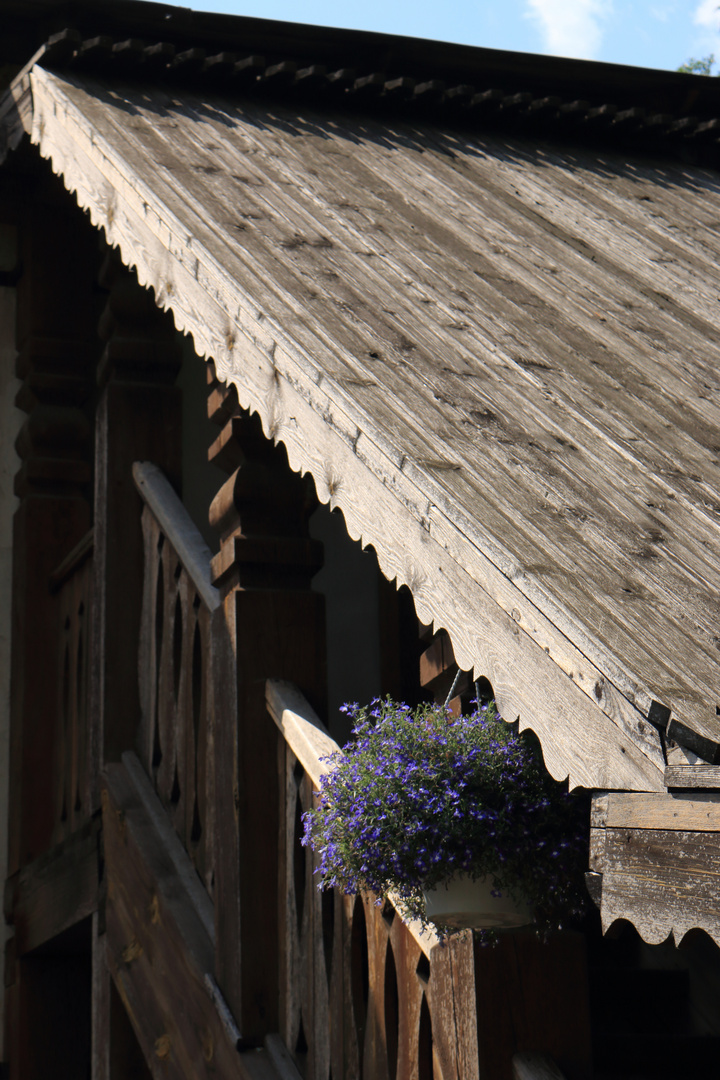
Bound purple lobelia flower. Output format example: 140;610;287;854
302;697;588;938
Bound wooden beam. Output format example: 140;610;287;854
265;679;337;790
101;758;246;1079
4;816;100;956
665;765;720;789
591;791;720;831
131;462;219;613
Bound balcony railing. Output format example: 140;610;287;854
129;462;580;1079
134;461;220;899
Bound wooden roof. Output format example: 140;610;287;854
7;50;720;792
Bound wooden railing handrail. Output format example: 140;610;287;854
266;677;441;959
132;461;220;612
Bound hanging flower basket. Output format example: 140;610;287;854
302;697;588;938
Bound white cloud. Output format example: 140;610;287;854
694;0;719;30
526;0;613;59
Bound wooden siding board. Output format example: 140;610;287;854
28;66;720;781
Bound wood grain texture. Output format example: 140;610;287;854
665;765;720;789
22;66;684;790
101;759;247;1079
132;462;219;613
4;816;100;956
590;819;720;945
592;790;720;831
602;832;720;946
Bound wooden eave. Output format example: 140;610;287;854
8;60;720;792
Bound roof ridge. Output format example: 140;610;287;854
25;27;720;169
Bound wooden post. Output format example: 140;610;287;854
8;169;97;873
207;369;326;1043
90;249;182;791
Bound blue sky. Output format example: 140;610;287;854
162;1;719;72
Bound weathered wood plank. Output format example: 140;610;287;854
591;825;720;944
132;462;219;613
102;759;245;1079
429;931;479;1080
665;765;720;789
31;71;720;786
4;816;100;956
592;791;720;831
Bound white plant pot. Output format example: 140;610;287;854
423;875;534;930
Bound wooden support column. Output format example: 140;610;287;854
8;174;97;873
90;249;181;785
207;367;326;1043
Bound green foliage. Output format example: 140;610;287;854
678;54;716;76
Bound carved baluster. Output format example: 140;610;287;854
208;364;326;1043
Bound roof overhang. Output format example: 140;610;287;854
7;52;720;794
